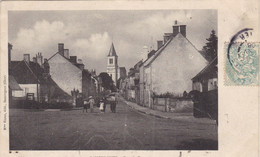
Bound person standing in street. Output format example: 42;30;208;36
99;98;104;113
89;96;95;113
83;98;89;113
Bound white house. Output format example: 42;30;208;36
139;22;208;107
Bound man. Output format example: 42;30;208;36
83;98;89;113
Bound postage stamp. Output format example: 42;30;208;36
225;29;259;86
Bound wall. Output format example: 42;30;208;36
144;67;152;108
151;33;207;95
139;65;145;105
153;97;193;113
12;84;38;100
48;53;82;95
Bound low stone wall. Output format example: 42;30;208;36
153;97;193;113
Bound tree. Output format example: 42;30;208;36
98;72;114;90
202;30;218;62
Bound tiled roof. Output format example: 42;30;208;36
10;60;45;84
192;57;217;80
48;78;72;99
9;75;22;90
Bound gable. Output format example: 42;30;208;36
48;53;83;95
146;33;206;67
148;33;208;94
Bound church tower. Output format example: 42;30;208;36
107;43;119;86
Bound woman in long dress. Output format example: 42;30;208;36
89;96;95;113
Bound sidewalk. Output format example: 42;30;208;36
121;97;217;125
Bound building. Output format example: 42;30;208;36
139;21;208;108
192;57;218;92
48;43;97;104
106;43;126;87
9;52;72;103
119;67;127;79
9;75;22;106
120;60;142;103
191;57;218;119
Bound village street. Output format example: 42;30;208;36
10;99;217;150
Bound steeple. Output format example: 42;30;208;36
107;43;118;57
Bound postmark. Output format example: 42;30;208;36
225;28;259;86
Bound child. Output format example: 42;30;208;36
99;98;105;113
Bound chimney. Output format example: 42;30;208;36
64;49;69;59
36;52;43;66
58;43;64;56
163;33;172;44
180;25;186;37
91;69;96;76
43;58;50;74
24;54;30;63
69;56;77;64
157;40;163;50
33;57;37;63
77;59;83;64
172;20;179;37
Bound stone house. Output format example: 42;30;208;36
10;53;71;103
139;22;207;108
48;43;97;104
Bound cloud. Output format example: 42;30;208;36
14;20;66;55
71;32;112;72
10;10;217;74
72;32;111;60
12;20;87;60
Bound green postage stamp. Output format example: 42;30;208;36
225;28;259;86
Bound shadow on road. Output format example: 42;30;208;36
175;138;218;150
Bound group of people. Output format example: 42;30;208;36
82;95;117;113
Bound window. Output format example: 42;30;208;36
109;58;113;64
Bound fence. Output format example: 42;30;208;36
153;97;193;113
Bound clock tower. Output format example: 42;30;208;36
107;43;119;86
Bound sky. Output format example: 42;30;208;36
8;10;217;74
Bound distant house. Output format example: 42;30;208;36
10;56;45;101
9;75;22;106
139;21;208;108
10;54;71;103
192;57;218;92
120;60;142;103
48;43;97;104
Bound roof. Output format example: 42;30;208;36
9;75;22;90
10;60;46;84
142;33;175;67
192;57;217;80
48;52;84;71
134;60;143;69
48;77;72;99
144;32;202;67
107;43;118;57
